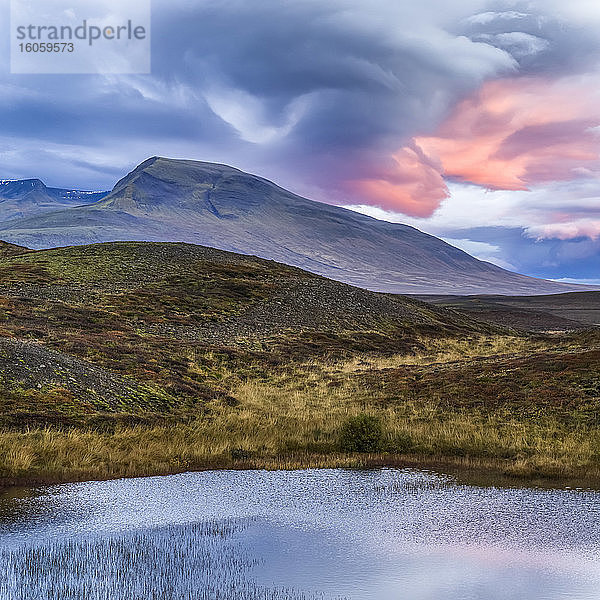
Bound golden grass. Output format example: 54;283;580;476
2;339;599;486
2;414;598;486
326;335;551;373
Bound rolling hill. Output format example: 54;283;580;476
418;292;600;332
0;157;592;295
0;240;494;427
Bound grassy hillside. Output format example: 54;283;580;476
0;241;598;486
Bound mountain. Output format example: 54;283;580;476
0;178;108;221
0;157;592;295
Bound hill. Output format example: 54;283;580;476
0;157;589;296
418;292;600;332
0;240;599;486
0;240;493;427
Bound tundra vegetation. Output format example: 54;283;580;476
0;241;598;486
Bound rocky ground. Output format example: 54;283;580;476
0;240;497;426
418;292;600;332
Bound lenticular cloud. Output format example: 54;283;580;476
360;76;600;217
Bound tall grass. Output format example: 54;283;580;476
2;349;599;484
326;335;551;373
0;519;345;600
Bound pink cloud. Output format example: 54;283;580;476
416;77;600;192
348;145;449;217
348;76;600;219
528;220;600;240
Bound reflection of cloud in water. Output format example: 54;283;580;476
1;468;599;599
248;520;600;600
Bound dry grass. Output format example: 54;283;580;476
326;335;551;372
2;343;599;486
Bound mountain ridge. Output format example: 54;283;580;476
0;177;108;222
0;156;595;296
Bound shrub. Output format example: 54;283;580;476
230;447;252;460
339;414;383;453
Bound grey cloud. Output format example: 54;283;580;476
473;32;550;58
0;0;598;283
459;2;600;74
148;0;517;195
0;0;521;195
466;11;530;24
3;0;599;181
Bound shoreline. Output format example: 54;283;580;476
3;452;599;492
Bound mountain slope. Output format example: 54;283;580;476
0;178;107;221
0;157;590;295
420;292;600;331
0;240;497;427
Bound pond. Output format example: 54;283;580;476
1;468;599;599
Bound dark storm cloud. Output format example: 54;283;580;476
1;0;599;277
2;0;596;190
0;86;214;143
148;0;516;189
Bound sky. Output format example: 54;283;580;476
1;0;600;282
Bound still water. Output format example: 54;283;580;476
0;468;599;599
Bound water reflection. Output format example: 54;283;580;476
0;468;599;599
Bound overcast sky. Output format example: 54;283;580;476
2;0;600;281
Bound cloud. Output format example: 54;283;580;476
473;32;550;58
343;144;449;216
2;0;595;202
347;179;600;239
147;0;520;211
441;237;517;270
357;71;600;218
527;220;600;241
413;76;600;195
343;178;600;279
0;0;600;279
203;86;313;144
459;4;600;75
0;0;522;192
466;11;530;25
